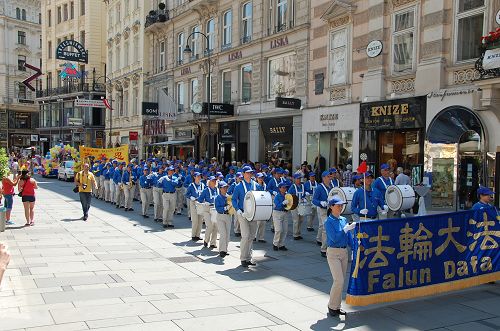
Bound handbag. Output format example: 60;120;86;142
73;186;79;193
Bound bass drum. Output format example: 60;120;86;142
385;185;415;211
195;201;210;216
243;191;273;221
328;187;357;215
297;200;313;216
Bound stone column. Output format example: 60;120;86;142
249;119;260;162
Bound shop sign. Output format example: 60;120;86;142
427;89;476;101
181;67;191;75
55;40;88;63
270;36;289;49
174;129;192;140
220;122;236;142
143;119;167;136
228;50;242;62
30;134;38;142
482;48;500;70
320;113;339;127
269;126;286;134
202;103;234;116
366;40;383;58
129;131;139;141
40;137;48;142
360;97;426;130
275;97;301;109
75;99;105;108
68;118;83;126
142;102;159;116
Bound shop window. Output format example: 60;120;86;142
241;2;252;43
222;70;231;103
14;112;31;129
455;0;485;62
306;131;353;175
222;10;232;49
378;130;421;173
393;8;415;73
241;64;252;103
329;28;348;86
268;53;296;100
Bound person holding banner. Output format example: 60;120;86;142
351;172;386;220
324;196;356;317
312;170;333;257
473;187;496;210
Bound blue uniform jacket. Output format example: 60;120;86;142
288;183;306;199
274;192;287;211
231;180;257;212
256;182;266;191
198;187;219;205
215;194;228;214
112;168;123;184
154;173;166;188
161;176;180;193
330;178;340;188
312;183;332;208
372;176;394;202
324;214;353;248
267;177;282;195
103;168;112;180
304;180;317;195
228;181;239;195
472;201;492;210
183;174;193;188
139;174;152;188
122;171;132;185
351;188;384;218
186;182;205;199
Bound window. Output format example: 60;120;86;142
18;83;27;99
47;72;52;89
48;10;52;26
268;53;297;99
241;64;252;103
63;4;68;21
159;40;165;70
393;8;415;73
80;31;85;47
456;0;485;62
133;35;139;62
177;82;185;112
57;6;62;23
222;10;232;49
177;32;184;64
270;0;294;34
222;71;231;103
22;9;26;21
242;2;252;43
118;93;123;116
18;55;26;71
133;87;138;116
70;1;74;19
16;8;21;20
18;31;26;45
206;19;215;53
124;41;129;66
123;91;129;117
329;28;348;86
191;26;199;59
48;41;52;58
190;78;198;105
277;0;287;31
80;0;85;16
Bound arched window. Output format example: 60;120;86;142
22;9;26;21
16;8;21;19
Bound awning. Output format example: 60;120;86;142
148;139;194;146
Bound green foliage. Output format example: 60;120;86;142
0;148;9;180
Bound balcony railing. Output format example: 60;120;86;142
36;82;106;98
241;35;252;44
145;9;169;28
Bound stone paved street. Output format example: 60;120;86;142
0;178;499;331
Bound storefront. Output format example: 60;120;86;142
359;96;426;182
302;104;359;176
425;88;496;211
260;117;294;165
218;121;238;163
171;128;195;160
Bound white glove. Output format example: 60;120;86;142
237;209;243;216
305;192;311;197
383;205;388;211
190;196;196;201
224;206;229;211
360;208;369;215
282;200;289;206
204;202;210;206
343;222;356;233
320;201;328;208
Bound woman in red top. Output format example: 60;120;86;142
17;169;38;226
1;171;20;225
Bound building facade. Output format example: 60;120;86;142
307;0;499;210
105;0;150;158
144;0;309;166
36;0;107;154
0;0;41;152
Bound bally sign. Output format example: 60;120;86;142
202;103;234;116
482;48;500;70
142;102;159;116
275;97;301;109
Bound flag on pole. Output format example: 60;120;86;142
357;161;367;174
103;98;112;111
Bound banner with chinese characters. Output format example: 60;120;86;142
79;145;129;163
346;207;500;306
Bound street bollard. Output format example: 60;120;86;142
0;207;6;232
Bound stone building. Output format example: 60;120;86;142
0;0;41;152
306;0;499;210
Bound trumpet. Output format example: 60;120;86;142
119;183;124;191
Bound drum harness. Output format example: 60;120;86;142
319;183;331;209
293;184;305;201
378;176;394;189
206;187;219;206
191;182;205;198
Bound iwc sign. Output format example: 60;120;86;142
366;40;383;58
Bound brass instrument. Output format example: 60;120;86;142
226;195;235;215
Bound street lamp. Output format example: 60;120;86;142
184;32;212;159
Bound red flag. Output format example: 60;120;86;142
103;98;113;111
357;161;367;174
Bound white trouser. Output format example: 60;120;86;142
134;181;141;200
104;180;111;201
162;192;176;225
98;176;105;198
234;214;241;234
290;209;304;237
217;213;232;253
175;187;185;213
115;183;124;207
189;199;202;237
327;247;348;310
202;208;218;246
123;185;134;209
317;207;328;253
140;188;152;215
272;210;288;247
238;214;257;262
255;220;266;240
306;205;317;228
153;187;163;220
109;181;116;202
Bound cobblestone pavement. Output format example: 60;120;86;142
0;177;499;331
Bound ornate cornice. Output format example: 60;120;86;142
321;0;356;24
390;0;416;9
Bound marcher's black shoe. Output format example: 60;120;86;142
129;208;134;211
279;246;288;251
209;245;217;249
235;233;241;237
167;224;174;228
120;206;125;209
241;261;249;268
247;261;256;266
192;237;198;241
163;225;168;228
298;236;303;240
194;236;202;241
204;241;208;247
150;204;154;207
153;219;158;222
316;241;322;246
328;308;347;316
253;238;257;241
293;237;300;240
321;252;327;258
273;245;279;251
258;240;266;243
143;215;149;218
271;228;275;233
307;227;314;232
116;205;120;209
133;198;139;201
83;216;88;221
219;252;227;258
124;208;129;211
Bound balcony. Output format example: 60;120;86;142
145;9;169;28
36;82;106;98
241;36;252;44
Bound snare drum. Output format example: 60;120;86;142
328;187;357;215
385;185;415;211
195;201;210;216
297;200;312;216
242;191;273;221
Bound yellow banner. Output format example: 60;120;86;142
79;145;129;163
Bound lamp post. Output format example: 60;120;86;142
184;32;212;159
95;65;113;148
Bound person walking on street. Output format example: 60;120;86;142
75;163;98;221
312;171;333;257
273;182;291;251
215;181;231;257
161;166;180;228
185;171;205;241
0;243;10;286
324;196;356;317
139;167;153;218
304;172;317;232
122;164;135;212
18;167;38;226
1;171;20;225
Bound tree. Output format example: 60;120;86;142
0;148;8;179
